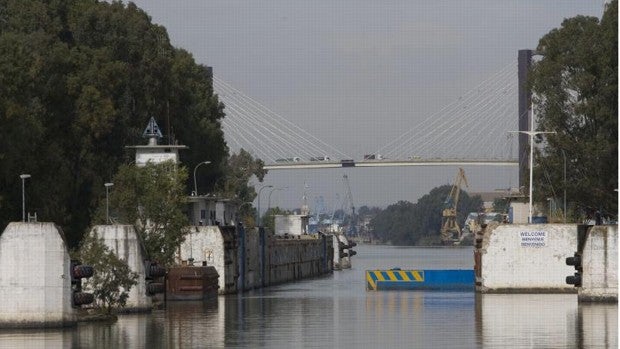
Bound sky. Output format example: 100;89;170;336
129;0;606;213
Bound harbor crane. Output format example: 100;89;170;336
440;168;469;244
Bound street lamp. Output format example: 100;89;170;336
510;104;555;223
267;187;287;211
19;174;30;222
256;185;273;227
104;182;114;224
561;149;567;223
193;161;211;196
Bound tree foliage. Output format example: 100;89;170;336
102;161;190;265
369;185;483;245
0;0;226;246
213;149;267;227
214;149;267;201
529;1;617;220
77;233;138;315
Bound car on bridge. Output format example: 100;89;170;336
309;156;330;162
275;157;301;163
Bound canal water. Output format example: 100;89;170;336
0;245;616;348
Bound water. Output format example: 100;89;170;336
0;245;616;348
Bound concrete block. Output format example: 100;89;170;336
274;215;309;236
0;222;75;327
579;225;618;302
178;226;238;294
477;224;578;293
88;225;152;312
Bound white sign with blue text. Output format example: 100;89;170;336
519;231;547;247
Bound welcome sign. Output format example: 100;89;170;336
520;231;547;247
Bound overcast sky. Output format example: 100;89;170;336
129;0;605;212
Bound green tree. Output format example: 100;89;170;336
212;149;267;227
77;233;138;315
214;149;267;200
0;1;226;246
529;1;617;220
369;186;482;246
100;161;190;266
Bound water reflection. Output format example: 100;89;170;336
577;302;618;348
475;294;617;349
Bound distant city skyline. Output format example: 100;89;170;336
129;0;606;212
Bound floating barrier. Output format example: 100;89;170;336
366;269;474;291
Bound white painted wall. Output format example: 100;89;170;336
509;203;529;224
274;215;308;236
0;222;75;327
178;226;227;293
135;149;178;166
88;225;152;311
579;225;618;301
479;224;577;292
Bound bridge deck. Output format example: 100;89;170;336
264;159;518;170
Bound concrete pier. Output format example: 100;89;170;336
177;226;238;294
88;225;153;311
475;224;578;293
0;222;76;327
577;225;617;302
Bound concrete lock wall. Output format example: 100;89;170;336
579;225;618;302
0;222;75;327
269;236;327;285
89;225;152;312
477;224;578;293
178;226;238;294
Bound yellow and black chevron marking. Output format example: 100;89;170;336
366;270;424;291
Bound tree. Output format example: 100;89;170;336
213;149;267;227
77;233;138;315
99;161;190;266
369;186;483;246
0;1;226;247
529;1;617;221
214;149;267;200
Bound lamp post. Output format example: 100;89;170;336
193;161;211;196
256;185;273;227
104;182;114;224
19;174;30;222
511;103;555;223
561;149;567;223
267;187;287;211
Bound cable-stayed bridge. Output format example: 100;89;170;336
213;60;521;170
